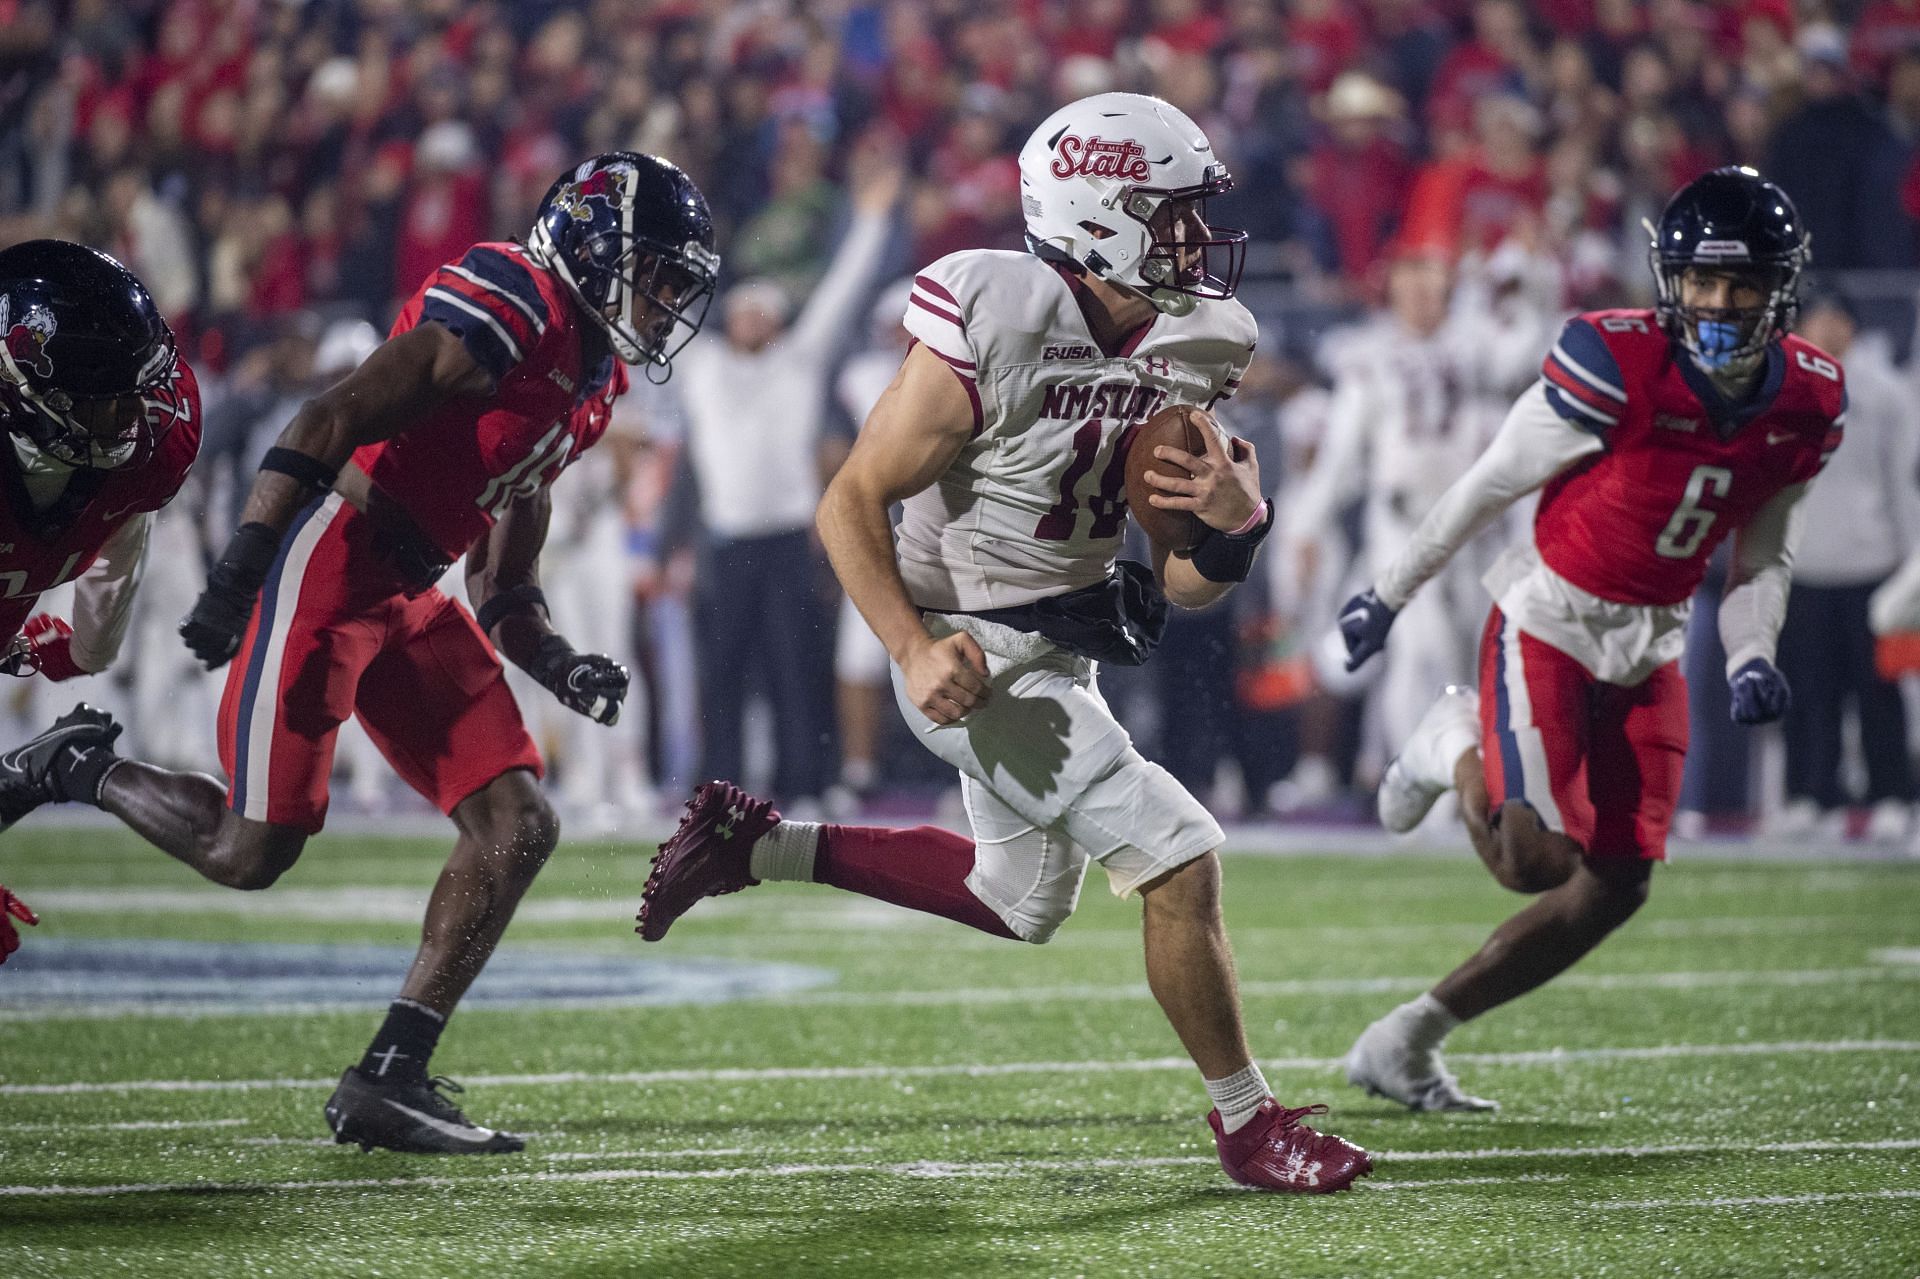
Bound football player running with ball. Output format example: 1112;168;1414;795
640;94;1372;1194
1336;167;1844;1112
0;240;202;958
2;154;720;1153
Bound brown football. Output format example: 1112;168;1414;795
1125;404;1209;552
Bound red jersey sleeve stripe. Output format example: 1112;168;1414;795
1543;358;1619;414
910;291;965;331
1549;323;1628;402
913;274;962;307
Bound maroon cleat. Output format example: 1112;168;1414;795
1208;1099;1374;1193
635;781;781;942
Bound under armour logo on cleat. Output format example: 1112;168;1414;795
1282;1148;1322;1187
717;803;744;840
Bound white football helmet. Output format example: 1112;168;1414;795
1017;92;1246;314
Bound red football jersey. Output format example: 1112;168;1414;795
352;242;629;561
0;359;201;639
1533;309;1844;607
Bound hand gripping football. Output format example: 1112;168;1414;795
1124;404;1210;553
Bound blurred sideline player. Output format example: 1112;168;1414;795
2;154;720;1150
640;94;1372;1193
0;240;201;961
1335;167;1842;1110
1283;240;1555;790
824;277;915;807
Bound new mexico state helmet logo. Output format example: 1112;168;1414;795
1050;135;1153;183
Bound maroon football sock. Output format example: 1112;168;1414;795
815;824;1019;940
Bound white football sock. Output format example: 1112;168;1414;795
1392;992;1463;1053
748;820;821;883
1204;1062;1271;1134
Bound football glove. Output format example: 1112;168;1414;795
1728;658;1791;725
0;884;37;965
529;635;629;726
1338;588;1397;672
182;522;281;669
1;614;82;681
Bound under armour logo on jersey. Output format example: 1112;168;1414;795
1138;355;1172;377
717;804;744;840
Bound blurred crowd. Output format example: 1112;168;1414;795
4;0;1920;842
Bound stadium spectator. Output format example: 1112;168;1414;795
676;143;903;813
1305;72;1415;281
1770;291;1920;841
1768;26;1914;269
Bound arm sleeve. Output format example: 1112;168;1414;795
1720;482;1810;676
788;212;894;359
419;247;554;384
68;512;151;674
1374;379;1605;609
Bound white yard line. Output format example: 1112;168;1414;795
0;1163;1564;1199
6;964;1916;1023
5;1118;250;1134
4;1038;1915;1097
1592;1188;1920;1210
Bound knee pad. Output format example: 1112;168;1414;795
963;820;1089;945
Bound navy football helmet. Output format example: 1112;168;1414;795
1647;166;1809;369
526;152;720;379
0;239;181;470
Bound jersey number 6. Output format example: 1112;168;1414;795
1655;464;1732;560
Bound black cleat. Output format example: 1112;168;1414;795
324;1068;525;1155
0;704;121;831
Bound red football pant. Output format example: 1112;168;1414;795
219;495;542;833
1478;607;1688;861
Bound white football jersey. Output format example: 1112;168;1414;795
897;250;1255;611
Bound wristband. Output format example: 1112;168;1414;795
214;522;283;595
259;447;338;495
475;584;548;635
1189;499;1275;584
527;632;577;685
1227;498;1271;537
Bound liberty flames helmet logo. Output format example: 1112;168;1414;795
1051;135;1153;183
555;165;632;225
0;294;55;382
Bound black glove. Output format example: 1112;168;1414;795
1337;587;1398;672
1728;657;1791;725
529;634;629;726
180;522;281;669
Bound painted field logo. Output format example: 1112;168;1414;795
2;939;833;1013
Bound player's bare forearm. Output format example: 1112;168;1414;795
1154;544;1235;610
239;324;493;538
468;488;560;671
817;474;928;662
818;342;979;661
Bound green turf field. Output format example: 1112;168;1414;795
1;824;1916;1277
